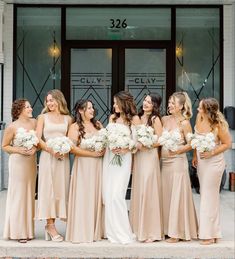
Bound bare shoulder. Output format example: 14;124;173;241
6;122;16;132
109;114;115;123
96;120;103;128
132;115;141;125
152;116;161;124
70;122;79;130
65;115;73;124
161;115;170;123
181;119;191;127
37;114;45;121
30;118;37;128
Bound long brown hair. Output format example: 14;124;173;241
73;99;101;139
138;93;162;127
42;89;70;115
201;98;228;130
113;91;137;126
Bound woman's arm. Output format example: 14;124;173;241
132;115;141;126
68;123;104;158
152;117;163;148
169;120;192;155
1;124;29;155
200;124;232;159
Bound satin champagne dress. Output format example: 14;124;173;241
161;127;198;240
36;114;70;220
130;147;163;241
66;132;103;243
4;129;37;240
196;129;225;239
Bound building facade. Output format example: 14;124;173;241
0;0;235;189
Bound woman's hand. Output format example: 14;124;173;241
192;156;198;168
112;147;129;155
168;149;180;156
199;150;214;159
16;146;31;156
25;146;37;156
138;144;149;152
92;149;106;157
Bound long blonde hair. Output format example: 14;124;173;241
42;89;70;115
170;91;192;120
201;98;228;130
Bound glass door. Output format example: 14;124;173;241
125;48;167;113
68;42;171;125
70;48;112;125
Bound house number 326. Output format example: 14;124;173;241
109;19;127;29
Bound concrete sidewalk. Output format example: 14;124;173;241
0;190;234;258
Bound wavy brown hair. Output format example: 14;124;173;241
113;91;137;126
201;98;228;130
73;99;101;139
138;93;162;127
42;89;70;115
11;99;28;121
170;91;192;119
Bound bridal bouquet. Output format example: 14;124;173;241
106;123;135;166
187;132;216;152
14;127;39;150
80;128;108;152
136;125;158;148
47;136;73;155
158;129;181;152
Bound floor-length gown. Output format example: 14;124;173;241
36;114;70;220
66;133;103;243
161;128;198;240
196;129;225;239
130;148;163;241
103;123;136;244
4;131;37;240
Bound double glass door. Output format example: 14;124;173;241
69;42;172;125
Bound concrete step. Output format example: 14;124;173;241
0;239;234;259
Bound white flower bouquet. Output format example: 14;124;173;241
187;132;216;152
136;125;158;148
80;128;108;152
47;136;73;155
14;127;39;150
158;129;181;152
106;123;135;166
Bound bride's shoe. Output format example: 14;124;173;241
45;224;63;242
166;237;180;243
200;238;216;245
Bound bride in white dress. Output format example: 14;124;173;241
103;91;140;244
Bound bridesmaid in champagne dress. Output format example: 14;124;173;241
66;100;104;243
130;93;163;242
192;98;231;245
2;99;37;243
161;92;198;242
36;89;72;242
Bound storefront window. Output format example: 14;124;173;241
66;7;171;40
176;8;220;119
16;8;61;116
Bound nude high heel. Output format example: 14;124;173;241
45;224;63;242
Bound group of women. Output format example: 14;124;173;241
1;89;231;245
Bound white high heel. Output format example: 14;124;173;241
45;225;63;242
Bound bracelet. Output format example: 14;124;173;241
211;149;215;156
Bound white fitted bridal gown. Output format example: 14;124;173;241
102;123;136;244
